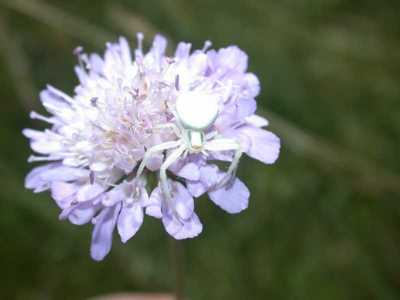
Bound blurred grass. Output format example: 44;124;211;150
0;0;400;299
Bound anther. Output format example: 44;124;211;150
165;57;175;64
73;46;90;70
202;40;212;52
73;46;83;56
90;97;98;107
89;171;95;184
175;74;180;91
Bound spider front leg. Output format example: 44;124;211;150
136;140;181;179
154;123;182;137
159;144;187;202
204;138;242;189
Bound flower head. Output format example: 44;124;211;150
24;34;280;260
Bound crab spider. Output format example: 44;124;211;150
136;91;242;201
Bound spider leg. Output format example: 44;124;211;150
205;130;219;141
159;144;187;202
136;140;181;179
204;138;242;189
154;123;181;137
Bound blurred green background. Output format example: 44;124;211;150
1;0;400;299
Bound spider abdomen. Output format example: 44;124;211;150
176;91;219;131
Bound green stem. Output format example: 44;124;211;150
169;238;184;300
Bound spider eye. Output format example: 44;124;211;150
176;92;219;130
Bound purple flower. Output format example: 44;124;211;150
172;161;250;214
24;33;280;260
146;180;202;239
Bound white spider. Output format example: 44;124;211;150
135;89;242;201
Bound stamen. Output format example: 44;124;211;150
73;46;83;56
175;74;180;91
126;185;141;204
202;40;212;52
165;57;175;64
189;80;202;91
90;97;98;107
135;32;144;59
28;155;60;162
89;171;95;184
73;46;90;70
46;84;73;103
136;58;145;78
130;88;139;99
30;111;57;124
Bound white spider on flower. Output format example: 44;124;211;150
135;76;242;202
